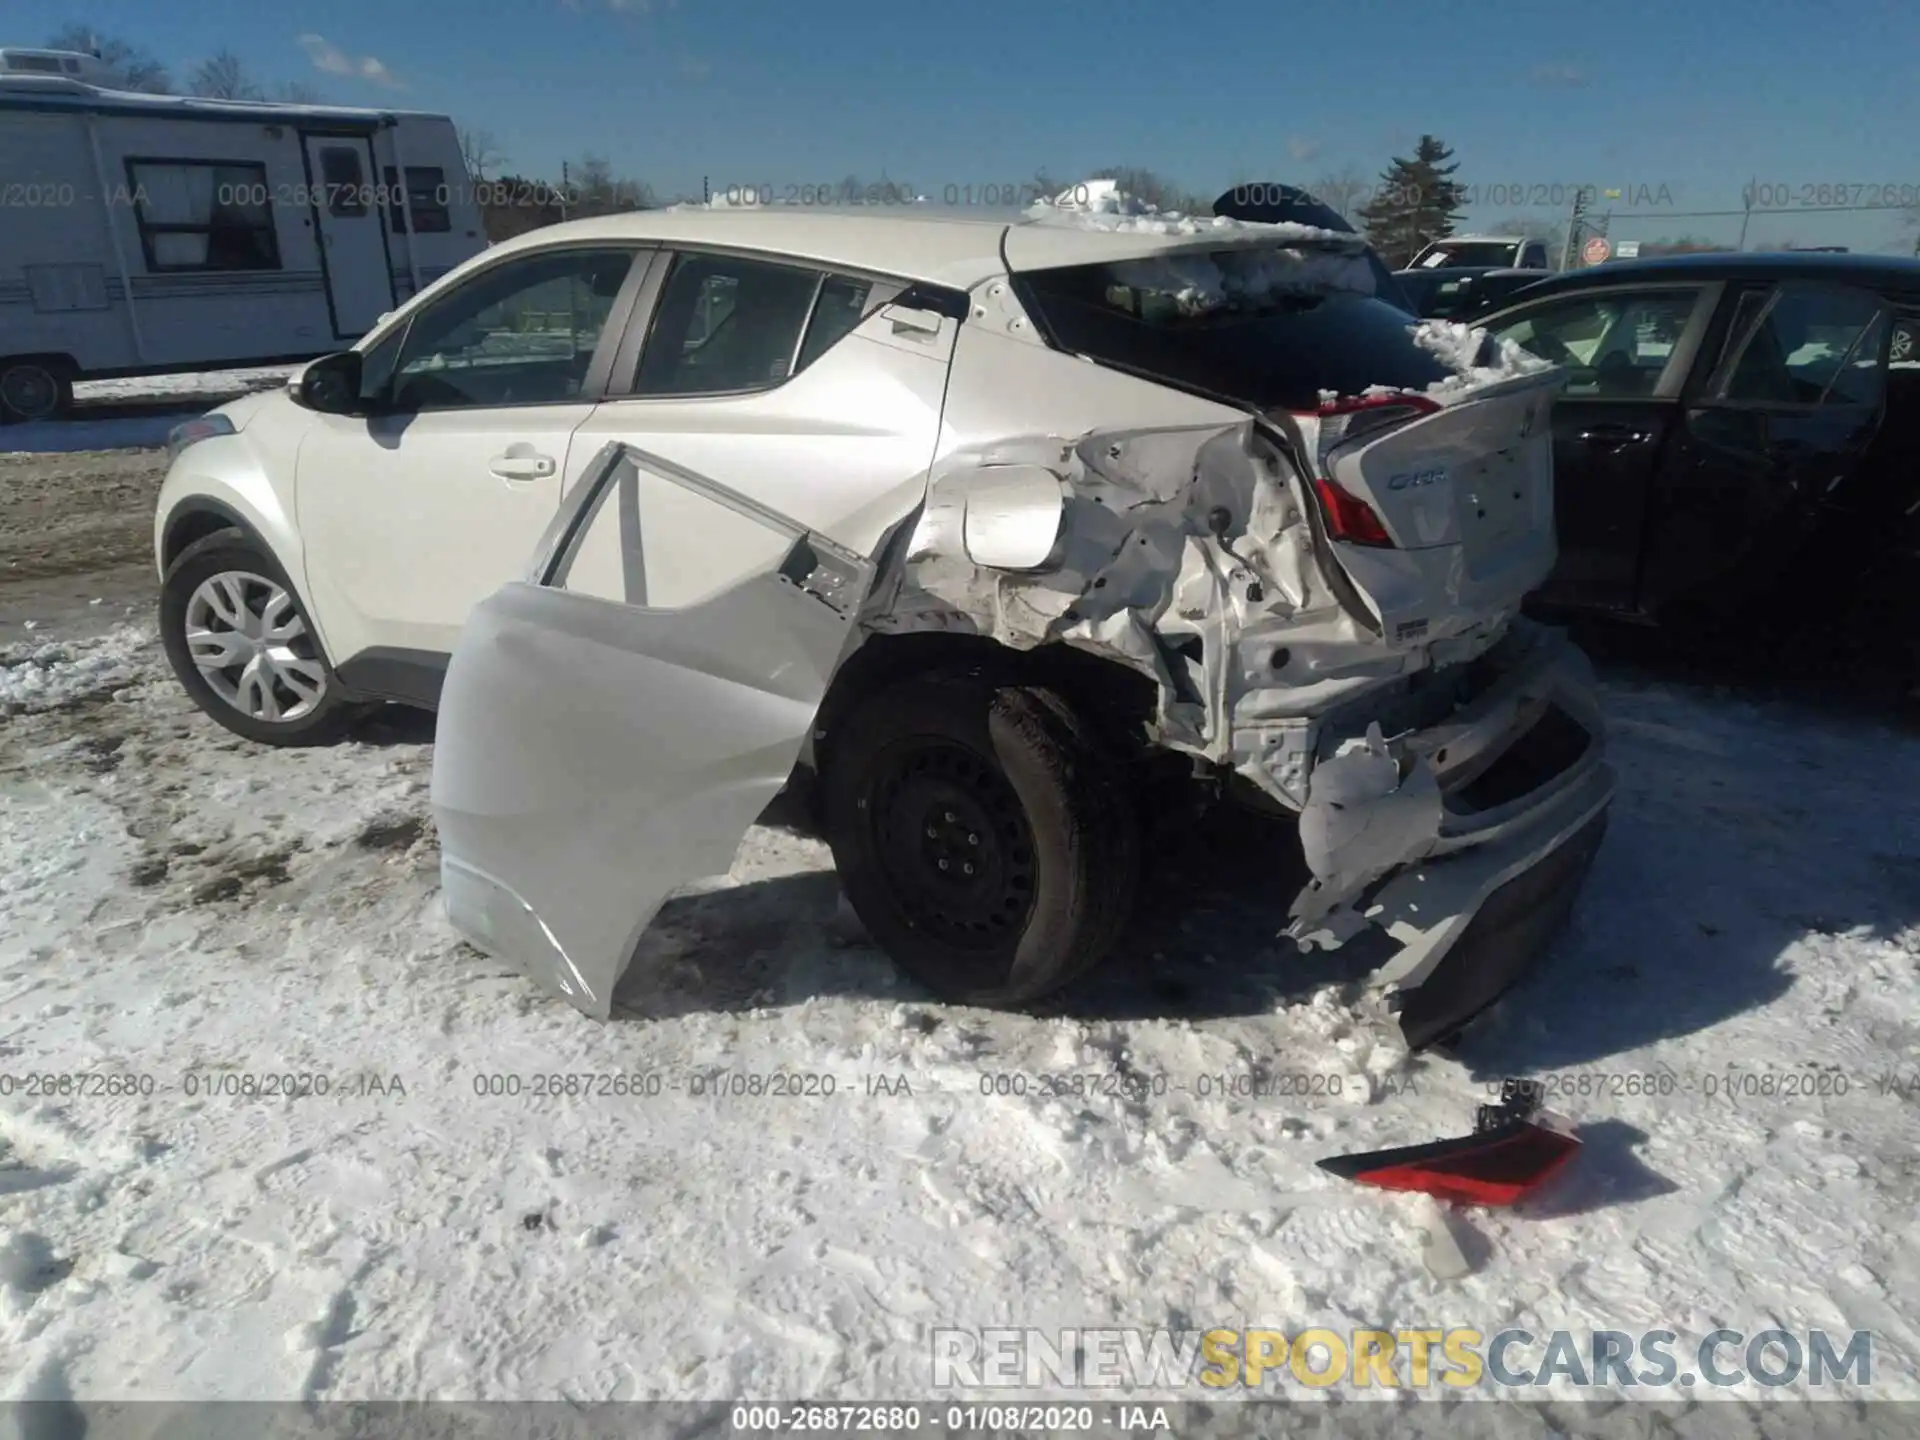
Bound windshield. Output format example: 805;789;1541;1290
1415;240;1523;269
1015;250;1457;411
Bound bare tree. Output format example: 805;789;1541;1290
1307;164;1370;223
189;49;262;101
45;25;172;92
567;154;653;216
459;127;508;182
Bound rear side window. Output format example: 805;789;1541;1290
1710;284;1888;407
633;255;888;397
1015;246;1455;411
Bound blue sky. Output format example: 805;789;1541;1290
15;0;1920;251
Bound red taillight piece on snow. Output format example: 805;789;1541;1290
1317;1118;1581;1207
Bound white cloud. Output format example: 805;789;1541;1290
1530;63;1588;88
1286;136;1322;163
298;34;404;90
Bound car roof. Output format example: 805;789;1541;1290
1504;250;1920;300
480;204;1366;290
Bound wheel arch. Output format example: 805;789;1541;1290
156;496;340;679
799;629;1160;827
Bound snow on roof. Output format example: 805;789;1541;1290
570;182;1373;289
0;70;448;123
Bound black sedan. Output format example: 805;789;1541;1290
1475;251;1920;683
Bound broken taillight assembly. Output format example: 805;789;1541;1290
1296;391;1442;550
1316;1079;1580;1207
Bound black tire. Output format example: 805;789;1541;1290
159;528;357;746
822;675;1139;1006
0;358;74;425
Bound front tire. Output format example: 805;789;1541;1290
159;529;356;746
822;676;1139;1006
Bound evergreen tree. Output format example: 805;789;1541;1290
1355;136;1467;267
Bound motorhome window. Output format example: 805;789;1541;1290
385;166;452;234
319;146;369;218
126;160;281;273
12;55;63;73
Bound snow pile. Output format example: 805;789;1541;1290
0;623;156;715
1411;317;1557;400
1111;243;1375;314
1028;178;1361;248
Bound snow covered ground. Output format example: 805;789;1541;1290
2;612;1918;1409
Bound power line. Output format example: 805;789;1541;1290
1611;204;1916;219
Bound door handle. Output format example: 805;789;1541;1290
488;453;557;481
1577;424;1651;448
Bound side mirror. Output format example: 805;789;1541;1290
296;351;367;414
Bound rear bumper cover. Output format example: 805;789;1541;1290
1393;808;1610;1049
1286;621;1616;1048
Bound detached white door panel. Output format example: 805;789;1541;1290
432;442;879;1017
303;136;394;337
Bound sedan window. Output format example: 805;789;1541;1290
1711;284;1889;407
1491;289;1701;397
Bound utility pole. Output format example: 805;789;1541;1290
1735;174;1756;252
1561;185;1591;270
559;160;570;223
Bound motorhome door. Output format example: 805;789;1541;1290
303;135;395;338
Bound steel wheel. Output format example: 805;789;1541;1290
0;362;62;423
869;740;1039;949
183;570;330;723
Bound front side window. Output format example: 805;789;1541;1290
635;253;826;396
1710;284;1889;407
1491;289;1702;397
127;160;280;273
383;247;634;410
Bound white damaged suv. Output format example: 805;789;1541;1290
153;195;1614;1046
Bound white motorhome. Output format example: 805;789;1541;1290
0;46;487;422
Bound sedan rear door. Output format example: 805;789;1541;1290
1636;280;1892;614
1483;283;1716;613
430;442;884;1017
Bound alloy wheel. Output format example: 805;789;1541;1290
183;571;330;723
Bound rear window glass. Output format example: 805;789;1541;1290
1414;241;1523;268
1015;247;1455;411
